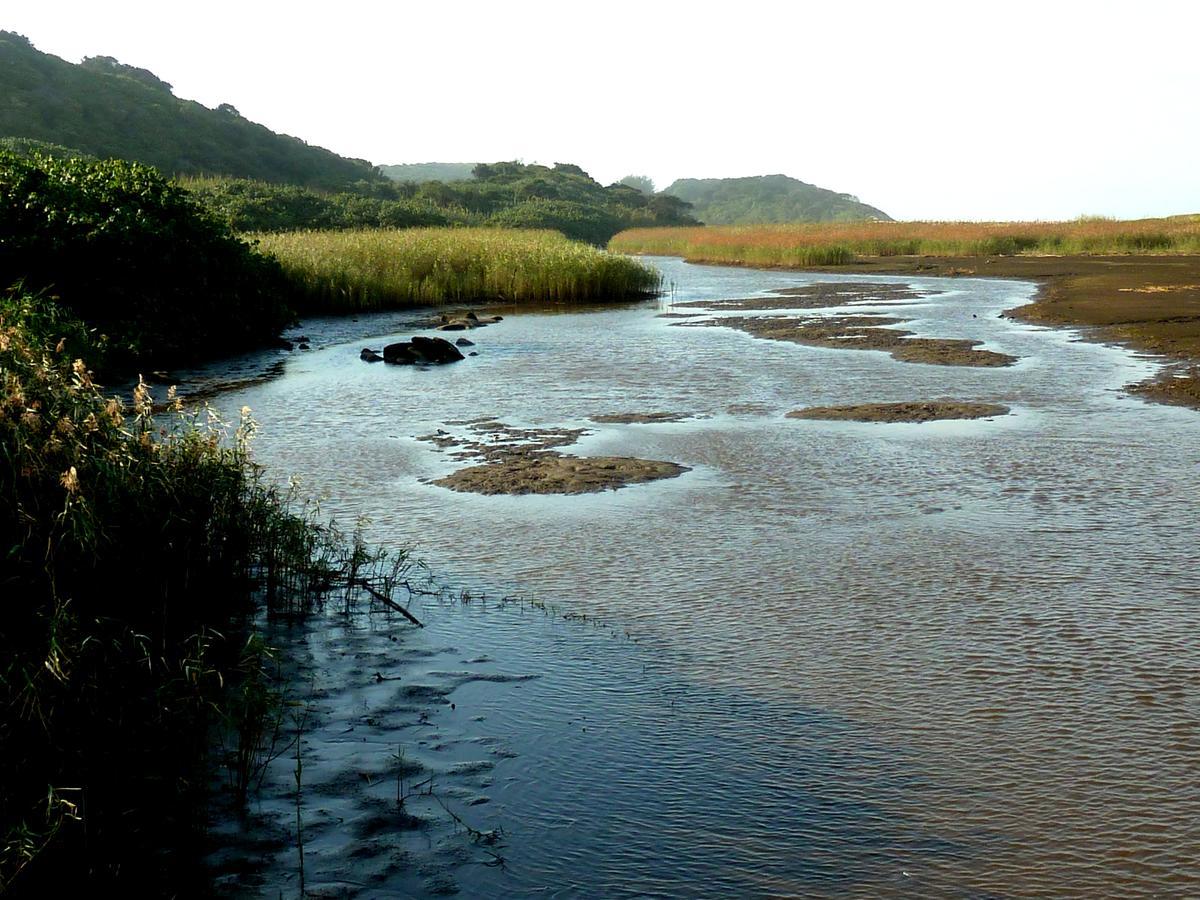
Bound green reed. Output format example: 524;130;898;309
254;227;662;312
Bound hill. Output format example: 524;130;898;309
380;162;477;183
0;31;383;190
662;174;891;224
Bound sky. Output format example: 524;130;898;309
6;0;1200;221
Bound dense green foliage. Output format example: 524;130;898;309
188;161;698;244
185;175;466;232
0;149;292;370
662;174;891;225
257;228;662;311
0;32;383;190
379;162;477;183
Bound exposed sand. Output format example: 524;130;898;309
676;313;1016;367
672;281;925;311
786;255;1200;408
418;419;689;495
590;412;694;424
787;401;1010;423
433;455;689;495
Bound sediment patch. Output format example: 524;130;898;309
672;281;927;311
433;454;688;495
418;418;689;495
676;314;1016;367
590;411;694;424
787;401;1010;423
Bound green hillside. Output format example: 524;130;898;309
0;31;383;190
188;161;699;244
380;162;477;183
663;174;891;224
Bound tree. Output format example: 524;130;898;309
618;174;655;195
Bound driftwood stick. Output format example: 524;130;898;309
352;578;424;627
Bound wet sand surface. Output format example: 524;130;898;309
788;400;1009;423
670;281;1017;367
415;418;689;495
676;311;1016;367
201;257;1200;897
795;254;1200;407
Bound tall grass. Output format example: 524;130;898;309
609;215;1200;265
0;291;410;890
255;227;662;312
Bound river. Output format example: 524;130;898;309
202;257;1199;897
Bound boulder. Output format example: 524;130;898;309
383;336;465;365
360;348;384;362
455;337;475;347
412;335;465;363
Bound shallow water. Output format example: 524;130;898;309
208;258;1200;897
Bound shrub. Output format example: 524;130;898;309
0;150;293;371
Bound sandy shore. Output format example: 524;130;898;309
791;255;1200;408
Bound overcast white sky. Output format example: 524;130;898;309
7;1;1199;220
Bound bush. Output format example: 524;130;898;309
0;150;293;372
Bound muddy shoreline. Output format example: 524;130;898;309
697;254;1200;408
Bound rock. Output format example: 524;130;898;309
298;342;311;350
468;351;478;356
270;337;294;351
438;321;469;331
455;337;475;347
412;335;465;363
383;336;465;365
360;348;383;362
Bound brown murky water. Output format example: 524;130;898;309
205;258;1200;897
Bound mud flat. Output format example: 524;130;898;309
675;313;1016;367
788;255;1200;408
673;281;926;311
418;419;689;495
787;400;1010;423
590;411;694;424
433;454;689;495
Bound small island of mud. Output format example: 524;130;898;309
590;411;694;424
672;281;927;311
418;418;689;495
677;313;1016;367
433;454;689;495
787;401;1010;423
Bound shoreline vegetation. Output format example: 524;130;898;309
255;228;661;312
611;221;1200;408
0;290;418;891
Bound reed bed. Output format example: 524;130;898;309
610;216;1200;266
255;227;661;312
0;290;416;889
